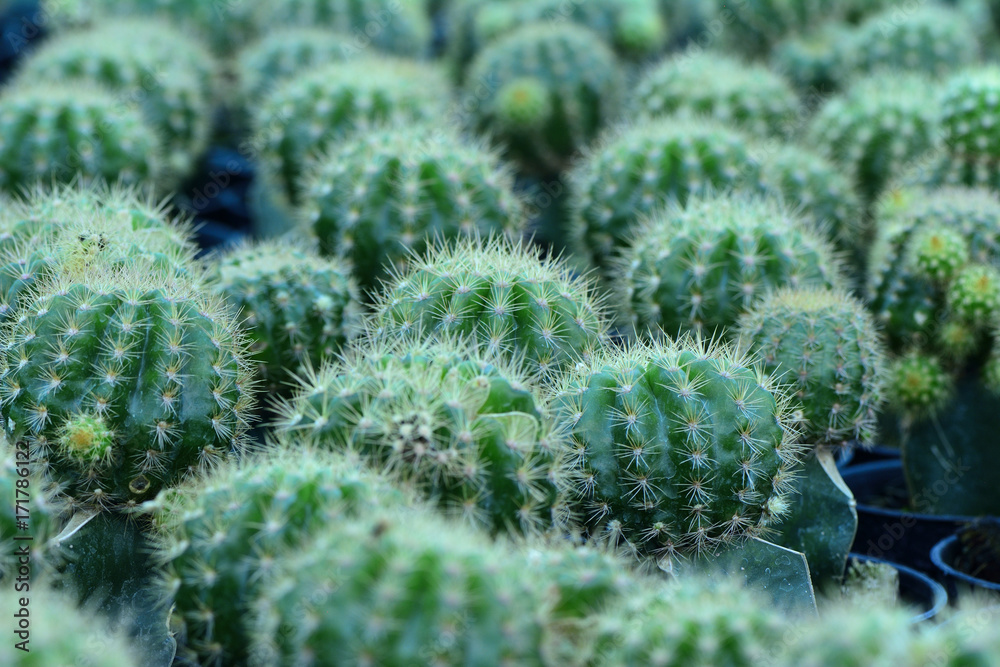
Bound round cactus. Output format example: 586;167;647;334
252;57;449;210
372;235;609;382
737;288;886;449
940;66;1000;161
516;0;667;61
615;191;844;339
724;0;876;57
212;239;361;396
631;51;801;138
297;123;525;294
0;263;255;512
838;5;977;81
465;22;626;174
275;332;574;535
14;18;217;182
807;71;941;204
567;117;764;276
886;351;954;417
0;585;139;666
947;264;1000;323
771;23;852;94
550;335;804;564
148;446;402;667
445;0;520;83
256;0;431;57
0;82;160;194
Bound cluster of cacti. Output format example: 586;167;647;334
631;51;802;138
615;192;843;338
297;124;526;293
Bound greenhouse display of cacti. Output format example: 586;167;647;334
5;1;1000;664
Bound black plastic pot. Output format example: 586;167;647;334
931;534;1000;600
841;460;971;574
848;553;949;623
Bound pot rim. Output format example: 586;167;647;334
841;460;978;523
847;552;949;623
930;534;1000;592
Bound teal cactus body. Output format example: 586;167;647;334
445;0;519;83
725;0;867;57
551;336;804;564
631;52;801;138
252;58;449;210
465;23;626;174
213;240;361;396
297;124;525;294
0;83;160;193
373;236;609;382
148;447;400;667
0;265;255;511
771;23;851;94
567;118;764;276
276;333;573;535
807;71;941;204
940;66;1000;160
15;18;217;181
737;288;886;449
615;192;843;338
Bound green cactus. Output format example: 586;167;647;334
807;71;941;204
147;446;401;667
14;18;217;182
614;191;844;339
372;235;609;383
0;82;160;194
257;0;431;57
275;332;574;536
737;288;886;449
550;335;805;565
252;57;449;211
771;23;852;94
940;66;1000;160
631;51;801;138
886;351;954;417
567;117;764;277
212;239;361;397
0;263;255;512
515;0;667;60
947;264;1000;323
445;0;520;83
0;585;139;666
465;22;626;174
297;123;525;294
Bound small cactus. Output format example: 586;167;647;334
550;335;805;565
940;66;1000;161
465;22;626;174
771;23;852;94
886;351;953;417
372;235;609;383
737;287;886;449
211;239;361;397
275;332;575;536
297;123;526;294
614;191;844;339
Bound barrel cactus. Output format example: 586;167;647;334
631;51;801;138
885;351;954;417
737;288;886;449
771;23;852;94
372;235;609;382
275;333;574;535
0;82;160;194
567;117;764;276
725;0;867;57
297;123;525;294
615;191;844;339
212;239;361;397
148;447;401;667
0;263;255;511
550;335;804;565
465;22;626;174
940;66;1000;161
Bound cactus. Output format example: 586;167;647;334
0;82;160;194
0;585;139;666
465;23;626;174
275;332;574;535
838;5;977;81
885;351;954;417
252;58;449;211
14;18;217;182
737;288;886;449
372;235;609;383
445;0;520;83
550;335;805;565
297;124;525;294
771;23;852;94
614;191;844;339
212;239;361;396
940;66;1000;161
257;0;431;57
807;71;941;204
0;263;255;512
147;446;401;667
631;51;801;138
567;117;764;276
